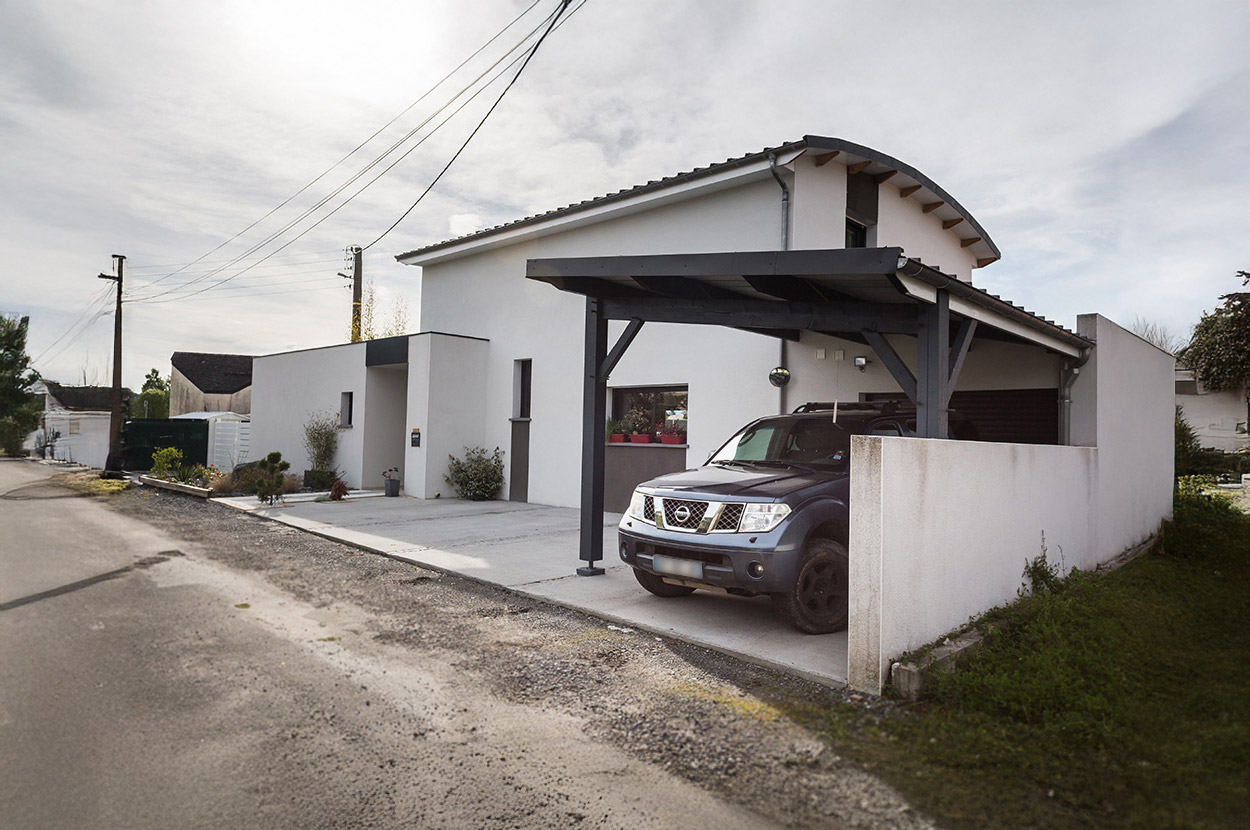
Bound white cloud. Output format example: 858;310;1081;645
2;0;1248;387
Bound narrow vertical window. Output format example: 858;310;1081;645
514;359;532;419
340;391;353;427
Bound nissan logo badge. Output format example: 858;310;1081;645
673;504;692;523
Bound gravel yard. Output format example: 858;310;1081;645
106;485;931;829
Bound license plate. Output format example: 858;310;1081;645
651;554;702;579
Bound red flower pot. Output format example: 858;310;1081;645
659;434;683;444
629;434;652;444
609;434;626;443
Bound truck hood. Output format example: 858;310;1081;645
639;463;842;500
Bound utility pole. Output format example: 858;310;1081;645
98;254;125;474
340;246;363;342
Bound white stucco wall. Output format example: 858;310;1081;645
1070;314;1175;556
250;342;368;486
849;436;1098;693
876;180;978;281
847;314;1174;694
42;410;111;468
405;333;489;498
1177;388;1248;451
779;330;1061;408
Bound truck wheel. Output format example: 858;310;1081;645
774;538;848;633
633;567;696;598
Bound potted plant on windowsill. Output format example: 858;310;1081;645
606;418;627;443
382;466;401;497
657;420;686;444
626;410;652;444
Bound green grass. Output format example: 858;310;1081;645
803;486;1250;829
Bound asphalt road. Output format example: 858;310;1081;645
0;461;787;830
0;460;934;830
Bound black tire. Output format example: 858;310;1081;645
633;566;696;598
773;538;849;634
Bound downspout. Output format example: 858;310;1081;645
1059;347;1092;445
769;152;791;413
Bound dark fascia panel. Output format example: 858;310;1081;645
527;247;905;281
365;335;409;367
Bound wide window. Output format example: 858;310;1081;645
612;385;688;440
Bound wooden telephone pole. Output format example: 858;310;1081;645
98;254;125;473
342;246;363;342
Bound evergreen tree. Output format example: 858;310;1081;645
0;315;42;455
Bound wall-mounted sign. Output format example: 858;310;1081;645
768;366;791;388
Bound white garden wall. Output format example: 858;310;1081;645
847;314;1174;694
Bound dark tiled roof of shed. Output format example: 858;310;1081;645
44;381;132;411
171;352;254;395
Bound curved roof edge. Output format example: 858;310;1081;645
397;136;1000;266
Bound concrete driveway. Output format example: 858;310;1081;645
218;493;848;686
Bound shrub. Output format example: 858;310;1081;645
302;410;339;472
255;451;291;505
1164;476;1250;560
150;446;183;478
445;446;505;501
330;479;349;501
304;469;338;490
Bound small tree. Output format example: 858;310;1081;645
0;315;41;456
445;446;505;500
1182;271;1250;423
255;451;291;505
302;410;339;489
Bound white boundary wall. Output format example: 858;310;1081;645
848;314;1174;693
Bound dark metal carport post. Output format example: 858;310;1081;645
917;289;951;438
578;298;645;575
578;298;609;575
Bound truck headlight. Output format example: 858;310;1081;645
628;490;649;522
739;503;791;533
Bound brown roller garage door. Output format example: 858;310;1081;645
866;388;1059;445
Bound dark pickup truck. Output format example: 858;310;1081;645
617;402;972;633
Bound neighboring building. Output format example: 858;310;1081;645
1176;366;1248;451
39;381;132;468
170;352;254;416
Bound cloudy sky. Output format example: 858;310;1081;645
2;0;1247;390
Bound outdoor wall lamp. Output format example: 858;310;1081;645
854;356;870;372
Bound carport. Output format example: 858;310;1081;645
524;246;1093;573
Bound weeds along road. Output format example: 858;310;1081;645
0;460;931;830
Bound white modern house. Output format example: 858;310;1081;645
250;135;1174;693
1176;367;1248;451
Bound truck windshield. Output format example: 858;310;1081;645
708;418;851;471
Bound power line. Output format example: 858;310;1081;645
365;0;579;250
126;15;556;306
129;0;550;303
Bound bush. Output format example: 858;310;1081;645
255;451;292;505
302;410;339;473
445;446;505;501
330;479;349;501
150;446;183;478
304;469;339;490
